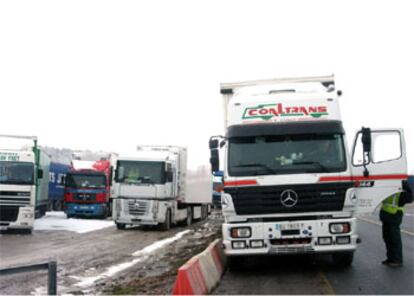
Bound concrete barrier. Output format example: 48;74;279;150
172;239;225;295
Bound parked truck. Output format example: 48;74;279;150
112;145;212;230
209;75;407;267
48;162;70;211
0;135;50;233
63;159;112;218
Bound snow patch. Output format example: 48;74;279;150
34;211;114;234
74;229;191;288
132;229;191;256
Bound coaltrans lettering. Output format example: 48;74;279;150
242;103;328;120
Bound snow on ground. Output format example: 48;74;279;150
34;211;114;234
73;230;192;289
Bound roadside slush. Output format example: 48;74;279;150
100;212;223;295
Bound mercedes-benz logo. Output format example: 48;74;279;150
134;202;141;210
280;189;299;208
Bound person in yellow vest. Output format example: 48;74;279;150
380;180;413;267
380;192;404;267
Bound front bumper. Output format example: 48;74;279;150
0;206;34;230
113;198;160;226
222;218;358;256
65;203;107;217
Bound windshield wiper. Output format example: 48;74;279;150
292;161;330;172
233;163;279;174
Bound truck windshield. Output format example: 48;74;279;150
66;173;106;188
0;161;35;185
228;133;347;176
115;161;165;184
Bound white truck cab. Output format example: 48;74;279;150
209;75;407;266
112;146;212;230
0;135;50;233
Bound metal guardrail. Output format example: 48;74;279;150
0;261;57;295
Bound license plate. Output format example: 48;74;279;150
276;222;303;231
80;205;90;210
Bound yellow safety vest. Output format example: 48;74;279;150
382;193;404;214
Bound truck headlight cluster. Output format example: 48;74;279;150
329;223;350;234
231;227;251;238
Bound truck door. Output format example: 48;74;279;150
351;128;407;214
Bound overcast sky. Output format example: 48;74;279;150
0;1;413;172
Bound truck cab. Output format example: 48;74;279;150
112;146;212;230
63;160;111;218
0;135;49;232
210;76;407;266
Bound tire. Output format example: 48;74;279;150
227;256;246;271
47;200;54;211
185;207;193;226
160;209;171;231
101;205;109;219
201;205;208;220
54;200;63;211
332;252;354;267
116;223;126;230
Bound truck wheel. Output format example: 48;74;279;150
116;223;126;230
47;200;53;211
227;256;246;271
332;252;354;267
185;207;193;226
54;200;63;211
201;205;208;220
160;209;171;231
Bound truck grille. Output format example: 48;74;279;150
127;200;149;216
224;182;353;215
0;205;20;222
0;191;31;206
74;193;96;202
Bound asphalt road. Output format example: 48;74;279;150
0;220;190;295
214;206;414;295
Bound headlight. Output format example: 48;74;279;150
336;236;351;244
232;241;247;249
329;223;350;234
250;240;264;248
318;237;333;245
231;227;251;238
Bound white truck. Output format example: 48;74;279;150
0;135;50;233
209;75;408;267
112;146;212;230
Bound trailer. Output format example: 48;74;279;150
48;162;70;211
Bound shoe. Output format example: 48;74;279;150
384;261;403;267
382;259;390;265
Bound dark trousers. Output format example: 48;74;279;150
379;209;403;263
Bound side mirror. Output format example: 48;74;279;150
109;167;113;186
360;127;371;177
210;149;219;173
37;169;43;179
209;139;219;149
166;171;173;182
361;127;371;153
